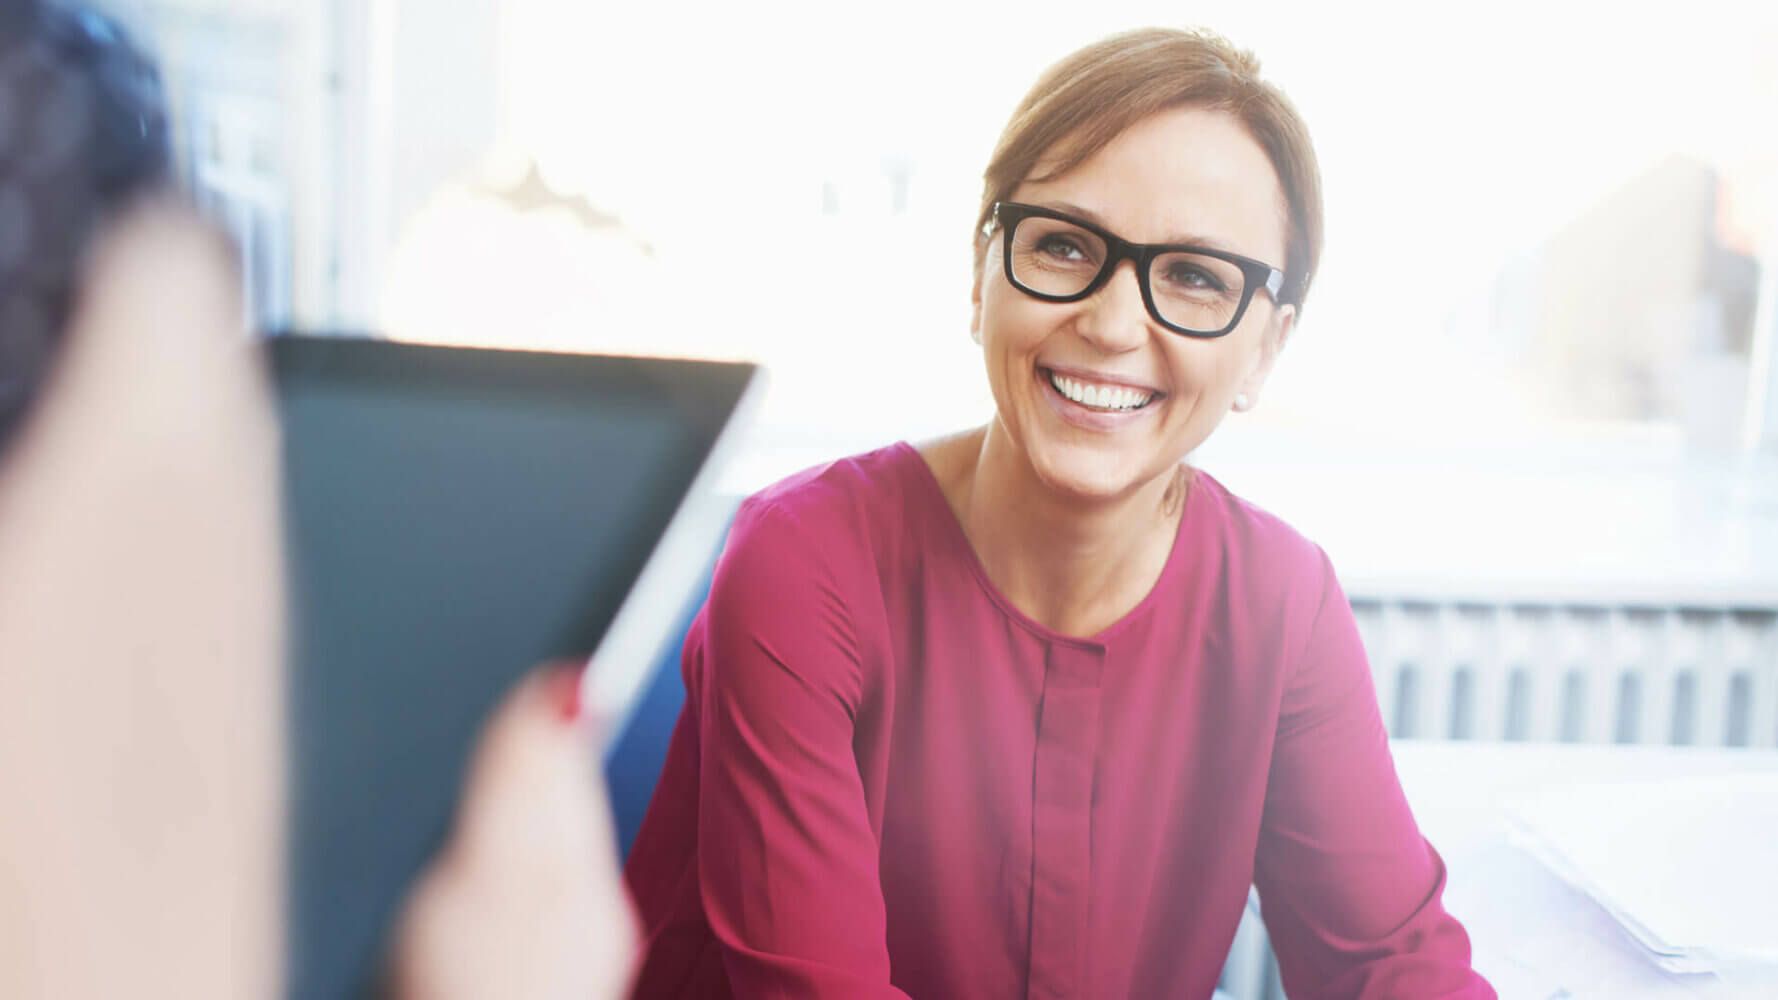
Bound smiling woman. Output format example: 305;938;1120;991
625;27;1495;1000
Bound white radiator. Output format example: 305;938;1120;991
1354;598;1778;748
1216;593;1778;999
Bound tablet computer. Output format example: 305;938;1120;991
275;334;759;999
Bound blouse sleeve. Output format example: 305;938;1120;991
1252;550;1495;1000
691;497;911;999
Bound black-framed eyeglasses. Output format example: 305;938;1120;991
984;201;1288;339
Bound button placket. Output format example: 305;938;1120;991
1026;641;1106;1000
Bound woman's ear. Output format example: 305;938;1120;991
1232;304;1295;411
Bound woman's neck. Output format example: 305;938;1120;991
927;422;1188;639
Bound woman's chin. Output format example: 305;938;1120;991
1024;442;1158;505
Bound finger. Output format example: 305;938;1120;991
447;663;622;867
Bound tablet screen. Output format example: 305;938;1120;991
276;335;754;999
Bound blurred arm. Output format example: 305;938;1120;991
0;207;283;1000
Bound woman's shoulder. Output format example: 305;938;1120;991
700;444;926;672
718;441;929;587
737;440;924;537
1187;467;1337;596
1182;471;1350;684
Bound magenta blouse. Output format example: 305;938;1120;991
625;442;1492;999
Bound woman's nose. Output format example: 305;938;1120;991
1072;260;1150;354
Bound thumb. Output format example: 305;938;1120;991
446;662;619;872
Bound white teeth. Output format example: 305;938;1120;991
1046;370;1154;412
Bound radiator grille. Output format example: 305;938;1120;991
1353;599;1778;748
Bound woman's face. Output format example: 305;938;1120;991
973;107;1296;504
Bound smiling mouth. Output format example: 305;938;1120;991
1042;368;1160;412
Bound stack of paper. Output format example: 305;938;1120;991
1505;774;1778;980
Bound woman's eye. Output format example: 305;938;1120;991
1037;235;1087;260
1163;264;1224;292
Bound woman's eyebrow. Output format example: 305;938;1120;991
1039;200;1242;254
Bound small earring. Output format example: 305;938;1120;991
1234;392;1250;410
970;328;982;345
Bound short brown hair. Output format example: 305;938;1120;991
975;27;1323;310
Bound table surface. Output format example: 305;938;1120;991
1390;740;1778;999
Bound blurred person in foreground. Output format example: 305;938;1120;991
625;28;1493;999
0;4;633;998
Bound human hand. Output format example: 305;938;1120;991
389;665;637;1000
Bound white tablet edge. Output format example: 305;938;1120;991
581;364;766;752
